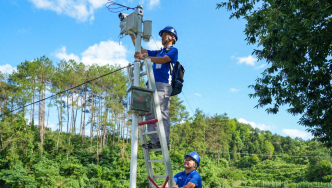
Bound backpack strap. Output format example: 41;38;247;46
154;50;161;57
165;47;174;75
154;47;175;76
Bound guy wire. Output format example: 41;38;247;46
0;63;133;117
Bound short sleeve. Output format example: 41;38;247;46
165;47;178;63
174;177;178;184
189;173;202;187
173;173;180;185
147;50;159;57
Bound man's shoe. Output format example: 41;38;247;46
143;142;169;150
154;142;170;150
142;142;154;149
155;142;161;149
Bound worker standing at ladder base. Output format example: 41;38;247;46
130;25;178;149
172;152;202;188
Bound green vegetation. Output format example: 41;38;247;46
0;57;331;187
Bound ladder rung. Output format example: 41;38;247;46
148;159;164;163
153;175;168;179
138;119;158;126
148;148;162;152
142;131;158;135
140;71;146;77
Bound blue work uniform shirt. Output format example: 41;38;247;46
147;46;178;85
174;169;202;188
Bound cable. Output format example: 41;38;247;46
151;36;161;50
0;63;133;117
182;91;195;115
176;146;332;158
105;1;137;13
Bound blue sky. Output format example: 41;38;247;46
0;0;312;139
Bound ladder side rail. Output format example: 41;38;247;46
144;58;175;187
138;117;155;188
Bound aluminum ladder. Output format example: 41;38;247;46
127;58;175;188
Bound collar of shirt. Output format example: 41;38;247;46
184;169;196;176
162;45;173;52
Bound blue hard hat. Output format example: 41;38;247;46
184;152;200;167
159;25;178;41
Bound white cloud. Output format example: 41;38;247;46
282;129;313;139
139;0;160;9
46;122;58;131
236;55;257;66
194;93;201;97
54;46;80;63
179;120;186;124
28;0;105;22
255;64;266;69
81;40;130;67
238;118;273;130
144;38;162;51
53;40;130;67
19;27;31;33
148;0;160;9
0;64;17;74
87;0;105;9
230;55;235;59
229;88;239;92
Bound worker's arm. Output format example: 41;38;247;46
171;182;196;188
129;34;148;54
134;52;171;64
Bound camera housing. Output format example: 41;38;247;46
118;13;128;21
119;12;138;35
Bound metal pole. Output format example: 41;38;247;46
129;4;143;188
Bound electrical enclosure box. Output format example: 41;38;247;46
119;18;127;35
127;86;154;112
126;12;138;34
143;20;152;42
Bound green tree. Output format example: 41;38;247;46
217;0;332;146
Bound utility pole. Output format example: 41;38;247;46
129;4;143;188
117;3;172;187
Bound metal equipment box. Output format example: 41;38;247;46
143;20;152;42
127;86;154;112
126;12;138;34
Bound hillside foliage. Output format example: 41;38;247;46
0;57;331;187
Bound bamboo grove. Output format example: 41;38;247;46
0;56;332;187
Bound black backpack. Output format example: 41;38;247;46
154;48;185;96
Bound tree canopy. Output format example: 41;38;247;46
0;56;332;187
217;0;332;146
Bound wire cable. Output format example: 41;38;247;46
177;146;332;158
151;36;161;50
0;63;133;117
105;1;137;13
182;91;195;115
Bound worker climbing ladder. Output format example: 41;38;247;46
118;3;175;188
127;57;175;188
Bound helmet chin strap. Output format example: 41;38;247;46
186;165;195;169
162;36;172;46
184;162;196;169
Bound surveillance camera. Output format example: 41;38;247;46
118;13;129;21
